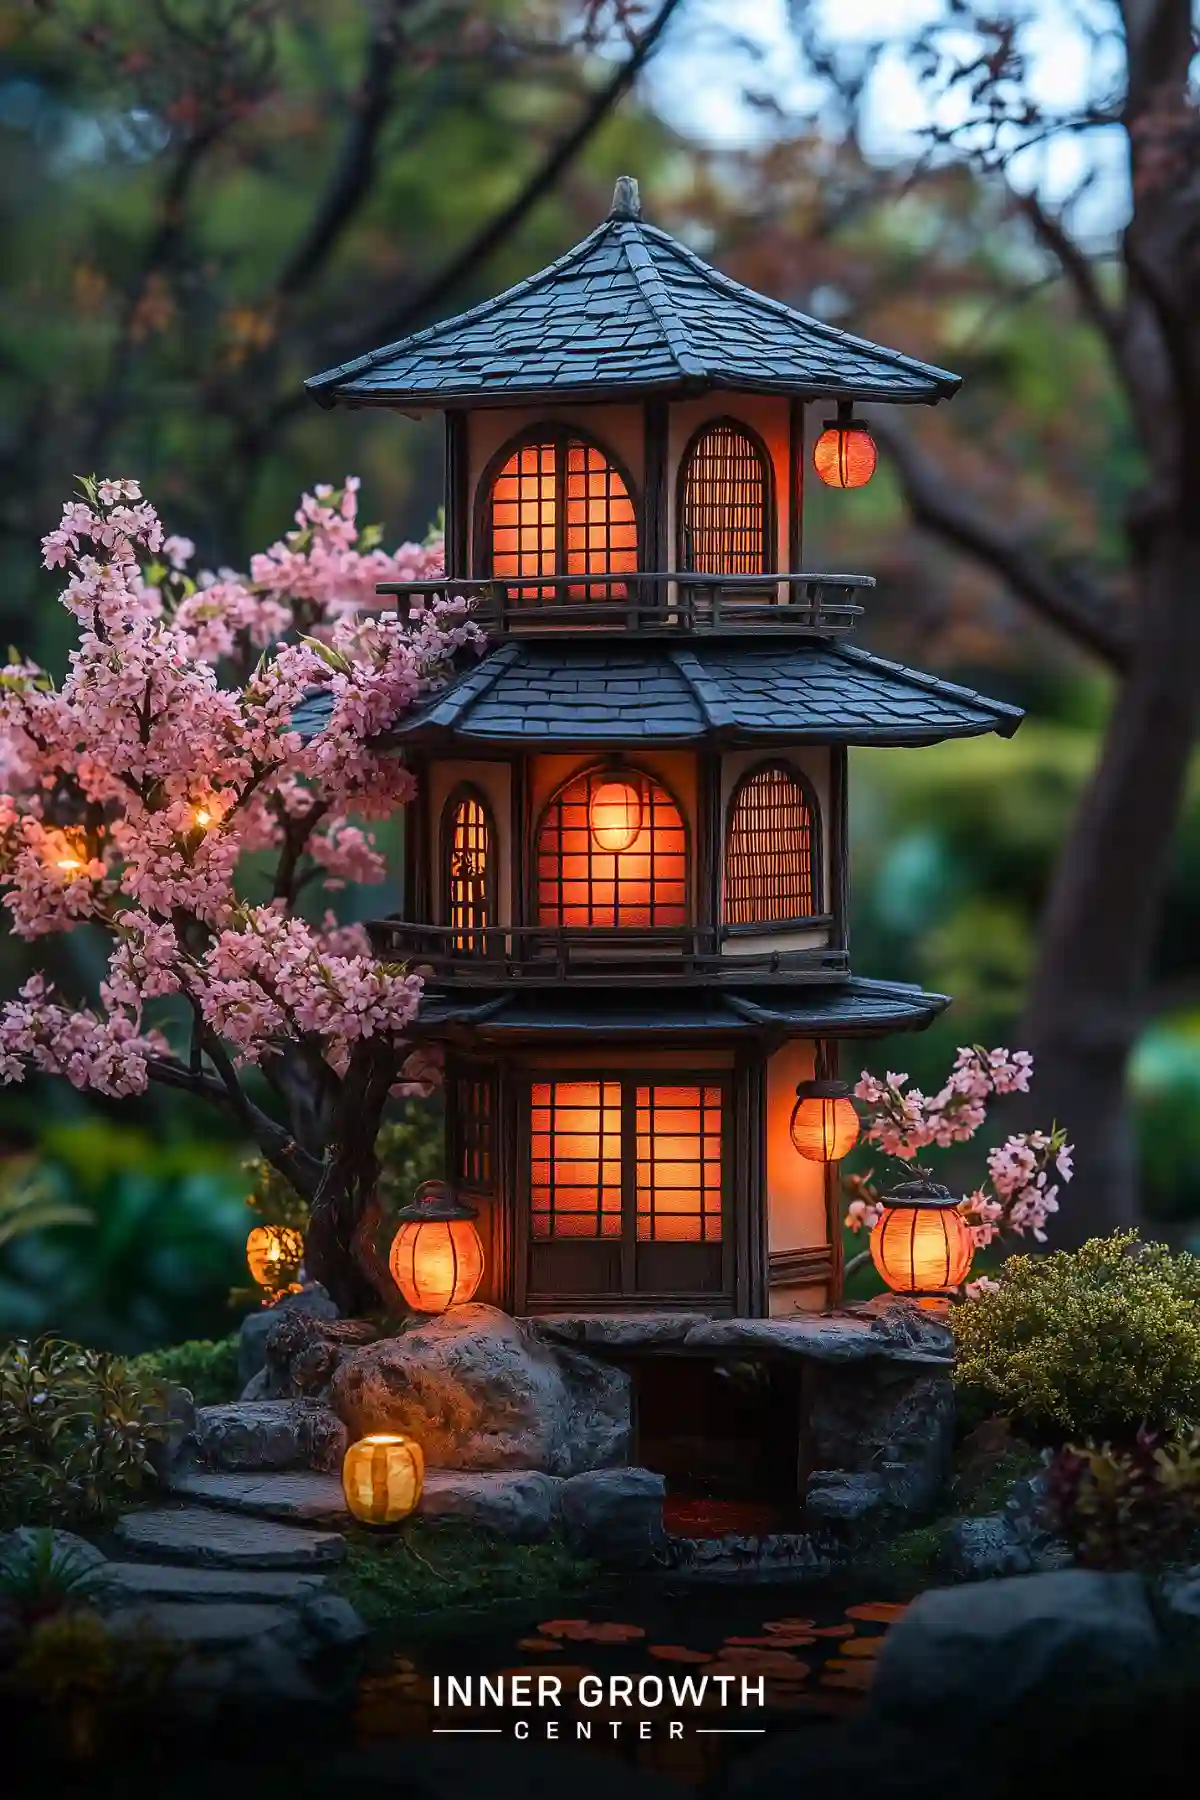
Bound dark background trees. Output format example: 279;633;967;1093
0;0;1196;1341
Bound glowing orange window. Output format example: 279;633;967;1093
488;436;638;599
680;422;772;574
636;1084;723;1243
531;1080;622;1239
724;765;816;926
444;789;493;951
536;768;687;929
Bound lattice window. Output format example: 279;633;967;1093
680;422;772;575
536;767;687;929
487;433;638;600
531;1080;622;1239
636;1084;723;1243
724;765;816;925
453;1071;494;1192
444;789;493;952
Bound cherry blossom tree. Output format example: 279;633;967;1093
843;1046;1074;1296
0;475;470;1313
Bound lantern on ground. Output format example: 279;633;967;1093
389;1180;485;1314
589;778;644;852
246;1224;305;1290
869;1175;975;1303
342;1433;425;1525
789;1080;860;1163
813;401;877;490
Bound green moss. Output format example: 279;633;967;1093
332;1522;599;1623
126;1333;241;1406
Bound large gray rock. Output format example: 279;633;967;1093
940;1515;1035;1581
871;1570;1161;1729
113;1506;345;1569
536;1298;953;1366
810;1363;955;1517
804;1470;888;1525
297;1592;369;1648
559;1467;666;1566
419;1469;563;1542
331;1304;631;1475
238;1284;338;1387
167;1468;349;1526
191;1400;346;1473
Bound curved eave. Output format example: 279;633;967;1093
307;372;957;414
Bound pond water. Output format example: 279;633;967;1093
358;1571;920;1789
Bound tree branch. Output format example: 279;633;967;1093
874;416;1132;669
145;1053;323;1195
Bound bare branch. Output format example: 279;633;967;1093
145;1053;323;1196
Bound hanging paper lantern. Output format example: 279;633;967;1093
589;778;644;852
869;1176;975;1301
789;1080;861;1163
389;1181;485;1314
342;1433;425;1525
246;1224;305;1290
813;411;878;489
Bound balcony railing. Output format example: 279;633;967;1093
374;571;872;636
368;919;849;988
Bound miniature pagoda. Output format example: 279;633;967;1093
305;177;1022;1322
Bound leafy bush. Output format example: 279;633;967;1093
125;1334;240;1407
951;1232;1200;1439
0;1338;167;1528
0;1530;109;1627
1046;1427;1200;1569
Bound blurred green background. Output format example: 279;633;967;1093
0;1;1195;1348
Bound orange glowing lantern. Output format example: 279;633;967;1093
789;1080;860;1163
246;1224;305;1289
813;403;878;490
389;1180;485;1314
342;1433;424;1525
869;1176;975;1302
589;778;644;853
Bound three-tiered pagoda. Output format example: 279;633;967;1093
305;178;1021;1322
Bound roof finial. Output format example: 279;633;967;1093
609;175;641;221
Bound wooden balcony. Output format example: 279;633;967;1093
375;571;872;637
368;920;849;988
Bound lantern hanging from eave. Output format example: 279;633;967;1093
589;777;644;853
813;401;878;490
389;1180;485;1314
246;1223;305;1290
342;1432;425;1525
789;1080;861;1163
869;1175;975;1303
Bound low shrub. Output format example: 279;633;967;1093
126;1333;240;1406
0;1531;109;1628
951;1231;1200;1439
1046;1427;1200;1569
0;1338;167;1528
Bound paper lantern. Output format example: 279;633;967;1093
389;1181;485;1314
869;1176;975;1300
813;406;877;489
342;1433;425;1525
589;778;644;852
789;1080;860;1163
246;1224;305;1289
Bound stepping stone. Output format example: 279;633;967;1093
98;1562;328;1605
191;1401;346;1473
168;1468;350;1526
105;1601;295;1647
114;1507;345;1569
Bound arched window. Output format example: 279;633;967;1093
443;787;495;952
724;764;818;926
536;766;687;929
679;419;774;575
482;428;638;599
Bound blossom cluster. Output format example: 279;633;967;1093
0;475;467;1102
842;1046;1073;1287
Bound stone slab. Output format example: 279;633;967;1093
192;1400;346;1474
97;1562;328;1605
419;1469;563;1542
168;1468;350;1526
106;1601;295;1647
532;1303;952;1366
529;1313;714;1350
113;1507;345;1569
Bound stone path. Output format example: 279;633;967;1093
113;1505;346;1569
100;1561;328;1604
168;1467;350;1526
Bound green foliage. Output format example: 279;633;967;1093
0;1530;109;1626
951;1233;1200;1439
0;1158;92;1250
335;1522;597;1623
243;1159;308;1234
0;1337;167;1528
1046;1427;1200;1571
125;1333;240;1407
376;1100;446;1206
